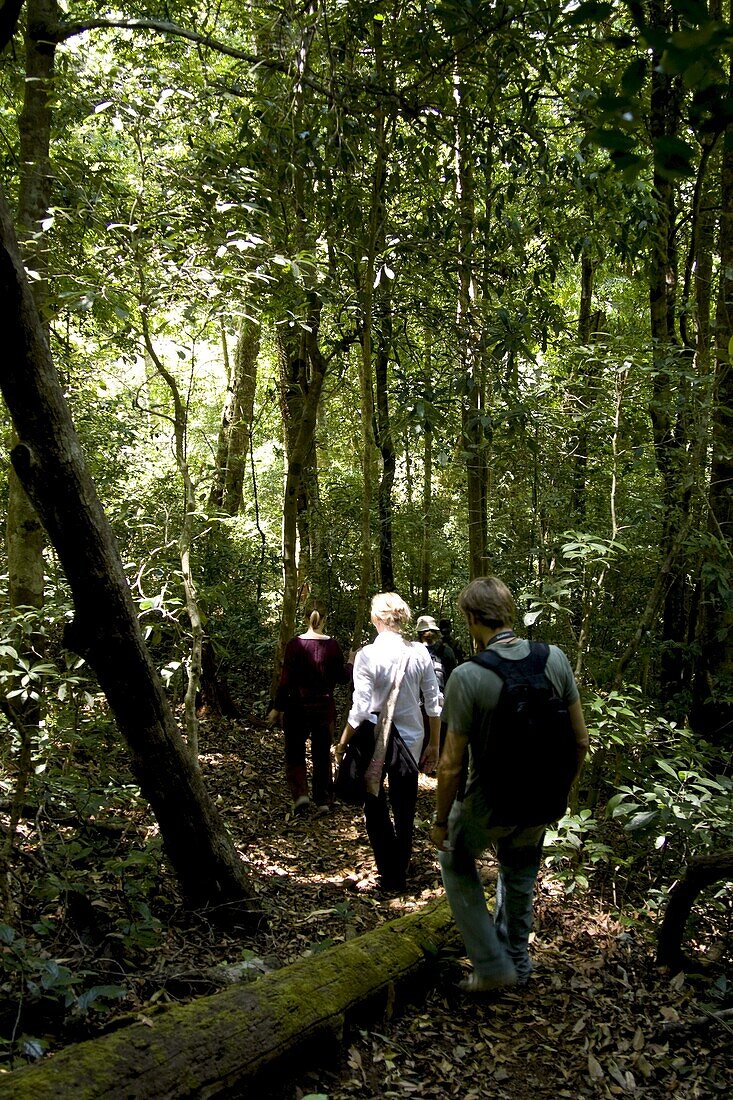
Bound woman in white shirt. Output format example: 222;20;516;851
336;592;441;893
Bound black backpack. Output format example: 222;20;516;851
470;642;577;826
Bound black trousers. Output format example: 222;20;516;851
364;726;419;889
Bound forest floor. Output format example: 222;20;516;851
196;715;732;1100
5;710;733;1098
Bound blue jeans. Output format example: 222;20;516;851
439;791;545;983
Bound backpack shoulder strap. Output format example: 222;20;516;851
471;641;549;681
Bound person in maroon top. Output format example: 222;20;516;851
267;603;350;816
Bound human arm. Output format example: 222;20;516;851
334;722;356;761
568;699;589;778
420;713;441;774
336;649;371;758
430;726;468;849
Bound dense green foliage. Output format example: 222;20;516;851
0;0;731;1071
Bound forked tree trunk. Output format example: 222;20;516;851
0;186;257;911
0;899;457;1099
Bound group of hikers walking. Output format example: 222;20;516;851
267;576;589;995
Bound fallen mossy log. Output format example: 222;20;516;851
0;897;458;1099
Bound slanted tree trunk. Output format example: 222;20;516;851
0;185;257;912
657;849;733;969
0;899;457;1099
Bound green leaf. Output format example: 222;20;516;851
565;1;613;26
656;759;680;779
588;128;635;153
653;135;696;179
75;985;127;1013
621;58;647;96
625;810;659;831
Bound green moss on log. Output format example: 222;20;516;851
0;898;457;1099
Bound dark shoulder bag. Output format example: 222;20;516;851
333;719;376;806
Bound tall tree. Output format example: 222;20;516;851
0;186;258;910
209;316;261;516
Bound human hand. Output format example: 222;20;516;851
420;743;438;774
265;709;281;728
430;824;449;851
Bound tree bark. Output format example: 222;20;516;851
209;315;260;515
270;319;328;701
647;0;693;705
0;184;257;911
419;335;434;610
374;288;396;592
1;0;55;907
9;0;55;605
454;46;489;579
657;849;733;968
0;899;458;1099
692;47;733;743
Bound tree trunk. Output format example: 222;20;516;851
454;47;489;579
0;899;458;1099
647;0;693;705
8;0;55;593
374;288;396;591
209;315;260;515
0;185;258;912
270;320;328;701
419;336;434;610
138;293;203;765
692;48;733;744
1;0;55;905
571;248;601;526
657;849;733;969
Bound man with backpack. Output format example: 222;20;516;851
431;576;589;994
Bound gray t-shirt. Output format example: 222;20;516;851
442;638;579;790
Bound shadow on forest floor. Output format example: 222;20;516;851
3;714;731;1098
200;717;733;1100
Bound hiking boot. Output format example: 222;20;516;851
458;970;517;995
293;795;311;815
314;804;330;818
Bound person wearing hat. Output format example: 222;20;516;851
416;614;457;699
417;614;456;753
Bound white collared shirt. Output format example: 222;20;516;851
347;630;441;761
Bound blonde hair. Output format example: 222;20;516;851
371;592;411;632
305;600;327;630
